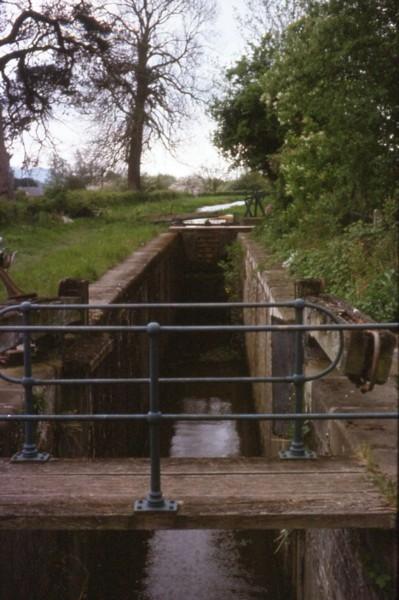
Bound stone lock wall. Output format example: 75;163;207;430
240;235;296;456
0;360;63;458
238;233;397;600
0;232;184;459
63;232;185;458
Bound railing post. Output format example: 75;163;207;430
11;302;50;463
280;299;315;460
134;322;177;512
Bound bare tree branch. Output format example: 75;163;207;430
0;0;110;196
84;0;215;190
239;0;307;42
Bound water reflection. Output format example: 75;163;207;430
170;397;240;457
140;364;292;600
85;352;292;600
143;530;269;600
196;200;245;213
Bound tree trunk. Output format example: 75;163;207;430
0;110;13;199
127;113;144;191
126;40;149;192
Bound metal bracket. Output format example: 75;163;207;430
134;498;178;512
279;448;316;460
359;330;381;393
11;451;50;463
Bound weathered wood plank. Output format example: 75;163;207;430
0;457;394;531
0;456;366;474
0;479;379;496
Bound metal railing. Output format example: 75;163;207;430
0;300;397;512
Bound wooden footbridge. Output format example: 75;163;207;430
0;456;395;530
0;300;397;532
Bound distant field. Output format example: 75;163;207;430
1;193;243;299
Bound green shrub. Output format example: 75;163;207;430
43;188;183;215
254;197;398;322
0;199;14;224
219;241;244;302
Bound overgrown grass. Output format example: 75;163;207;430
253;198;398;322
1;191;240;299
4;220;162;297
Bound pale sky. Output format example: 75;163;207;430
11;0;250;178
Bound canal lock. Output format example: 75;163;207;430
0;229;296;600
85;241;294;600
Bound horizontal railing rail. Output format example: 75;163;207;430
2;412;396;422
0;300;397;511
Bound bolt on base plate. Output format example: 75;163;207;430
134;498;178;512
10;451;51;463
279;449;316;460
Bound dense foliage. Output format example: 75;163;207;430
210;37;283;180
265;0;398;219
212;0;398;320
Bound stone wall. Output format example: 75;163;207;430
239;233;397;600
240;234;295;455
63;231;185;458
0;232;184;459
1;227;247;458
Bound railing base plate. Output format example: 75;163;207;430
279;449;316;460
10;451;51;463
134;498;178;512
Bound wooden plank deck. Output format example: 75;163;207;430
0;457;395;530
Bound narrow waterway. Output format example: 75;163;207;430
0;259;296;600
196;200;245;213
87;324;293;600
140;357;292;600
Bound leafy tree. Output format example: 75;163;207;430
225;171;270;192
251;0;399;320
210;36;283;181
83;0;215;191
213;0;398;224
263;0;399;224
0;1;109;197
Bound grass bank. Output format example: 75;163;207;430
1;191;243;299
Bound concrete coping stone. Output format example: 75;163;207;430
311;377;397;485
88;232;180;321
